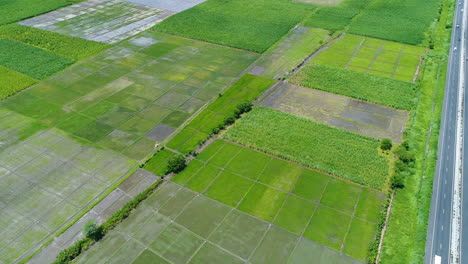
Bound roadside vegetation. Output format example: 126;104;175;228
380;0;453;261
224;107;389;190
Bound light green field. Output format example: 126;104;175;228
313;34;426;82
224;107;389;189
76;180;365;264
171;140;385;261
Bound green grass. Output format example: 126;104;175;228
224;107;389;189
304;206;351;250
274;196;315;234
205;171;255;206
0;24;110;60
355;188;386;222
167;74;274;154
238;183;287;222
0;0;80;25
292;169;329;202
172;159;205;185
143;149;177;176
302;0;373;31
186;164;221;192
0;39;73;79
291;64;417;110
257;158;302;192
304;7;358;31
225;147;271;180
380;0;451;258
0;66;37;99
153;0;316;53
348;0;441;45
320;178;362;214
343;218;377;261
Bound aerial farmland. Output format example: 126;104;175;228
0;0;456;263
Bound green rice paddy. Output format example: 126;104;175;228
224;107;389;189
312;34;426;82
170;140;385;261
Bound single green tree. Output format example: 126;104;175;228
380;138;392;151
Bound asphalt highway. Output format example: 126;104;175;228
425;0;466;263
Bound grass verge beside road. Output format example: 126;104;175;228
379;0;452;261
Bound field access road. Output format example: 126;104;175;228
425;0;466;263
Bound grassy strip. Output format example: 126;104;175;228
167;74;275;154
224;107;389;190
0;38;74;79
290;63;417;110
0;65;37;99
0;0;81;25
348;0;442;45
379;0;452;260
153;0;315;53
0;24;110;60
53;178;163;264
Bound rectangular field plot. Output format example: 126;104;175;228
0;31;257;161
75;181;368;263
224;107;389;189
258;82;409;142
167;74;274;155
249;26;330;79
170;140;385;261
19;0;175;45
0;39;73;80
312;34;426;82
153;0;316;52
0;128;136;263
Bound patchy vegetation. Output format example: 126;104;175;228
224;107;389;189
167;74;274;154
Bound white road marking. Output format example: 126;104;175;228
450;0;466;260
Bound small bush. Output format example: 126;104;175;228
166;155;186;174
380;138;393;151
83;220;102;241
54;238;91;264
391;173;405;189
237;102;253;113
